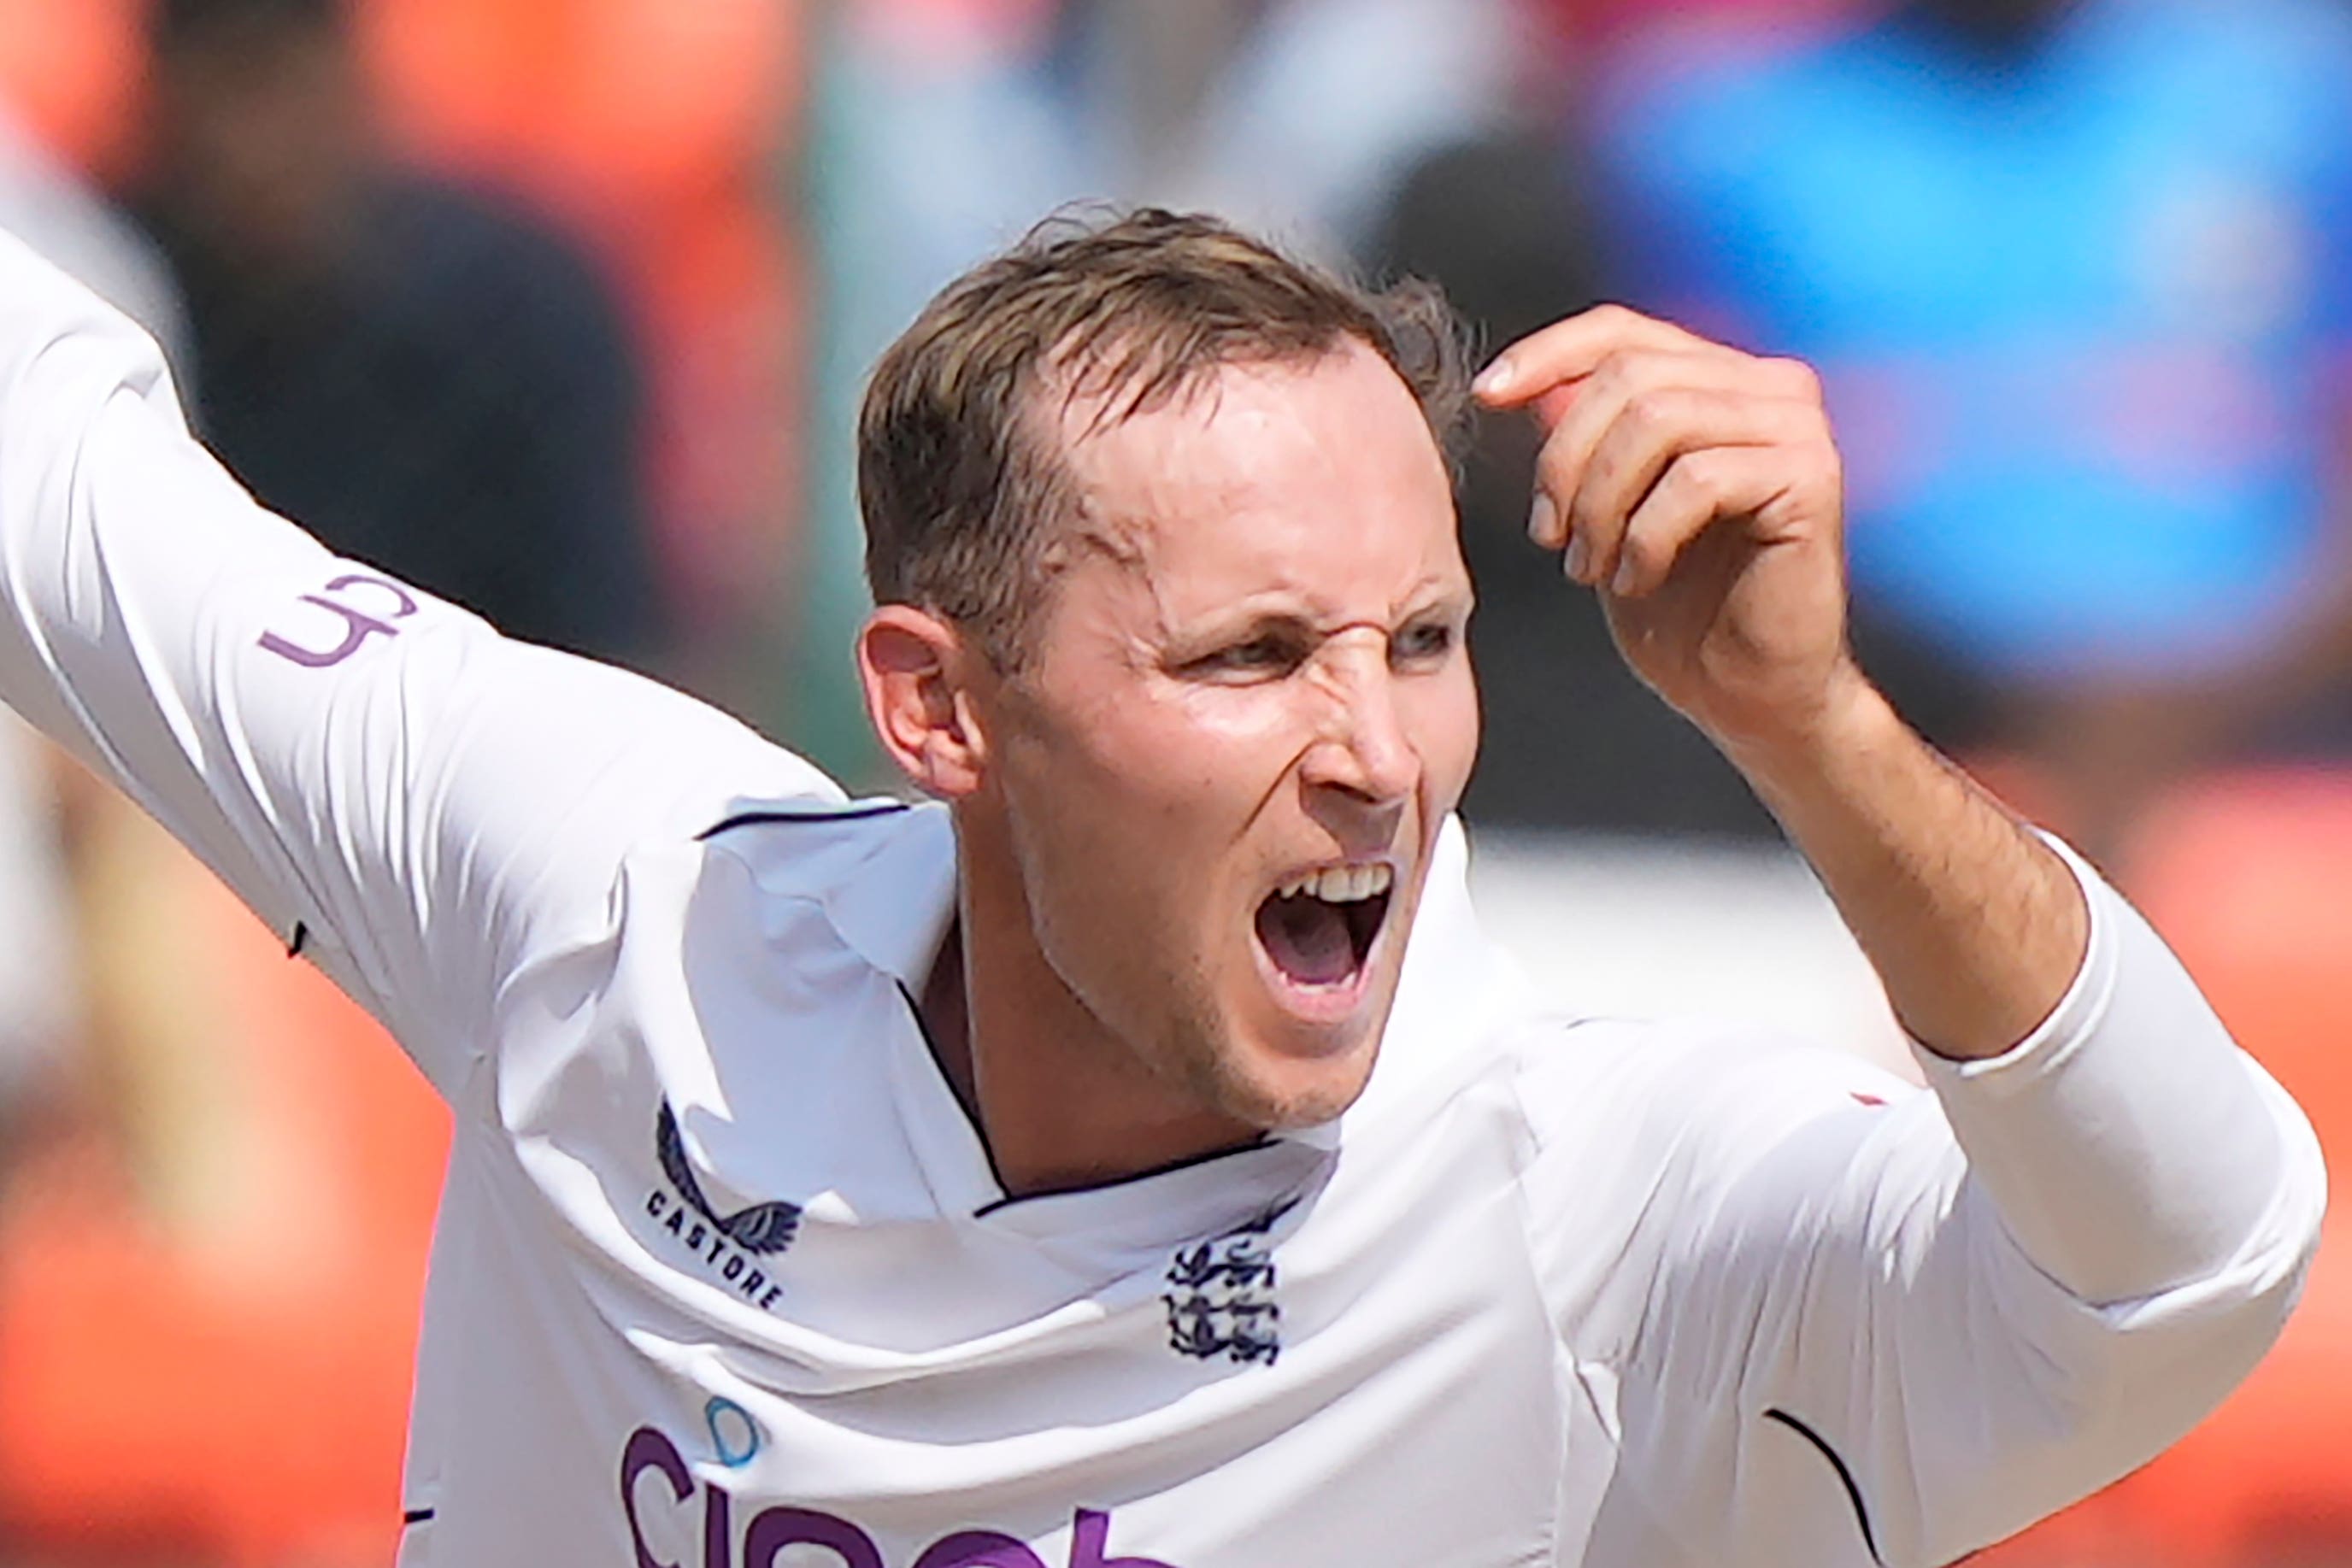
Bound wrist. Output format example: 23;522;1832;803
1711;658;1896;790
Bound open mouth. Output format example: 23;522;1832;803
1254;864;1395;993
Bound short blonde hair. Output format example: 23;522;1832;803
857;208;1469;665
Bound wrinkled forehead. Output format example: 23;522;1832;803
1034;341;1460;591
1049;343;1449;533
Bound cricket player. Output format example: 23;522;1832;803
0;209;2320;1567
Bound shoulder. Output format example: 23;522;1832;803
691;796;956;975
694;796;946;884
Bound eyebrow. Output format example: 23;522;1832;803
1170;590;1471;648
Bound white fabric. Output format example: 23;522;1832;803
0;111;185;1108
0;234;2322;1568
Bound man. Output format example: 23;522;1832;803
0;209;2319;1565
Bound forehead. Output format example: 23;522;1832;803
1043;342;1462;618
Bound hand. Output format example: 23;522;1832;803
1473;305;1861;755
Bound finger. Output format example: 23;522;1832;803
1526;349;1805;554
1605;445;1806;598
1569;391;1825;588
1474;303;1737;408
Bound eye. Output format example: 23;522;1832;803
1392;620;1457;667
1185;631;1308;680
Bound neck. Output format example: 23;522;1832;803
922;825;1259;1199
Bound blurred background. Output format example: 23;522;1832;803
0;0;2347;1562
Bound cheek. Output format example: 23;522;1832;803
1087;681;1317;810
1003;684;1293;907
1406;666;1480;808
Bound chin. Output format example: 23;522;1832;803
1191;1022;1385;1133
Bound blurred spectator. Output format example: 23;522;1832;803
1596;0;2352;857
132;0;666;668
1363;32;1786;838
1538;0;1863;51
354;0;806;724
1093;0;1521;259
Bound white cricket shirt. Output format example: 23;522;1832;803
0;235;2323;1568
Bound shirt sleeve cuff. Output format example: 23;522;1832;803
1908;831;2117;1095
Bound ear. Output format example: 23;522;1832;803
857;604;988;799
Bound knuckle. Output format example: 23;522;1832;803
1767;355;1824;401
1622;388;1676;434
1594;347;1649;393
1535;438;1581;493
1567;481;1614;537
1674;452;1727;505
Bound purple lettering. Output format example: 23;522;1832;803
685;1222;708;1251
650;1191;668;1219
617;1433;1180;1568
1067;1510;1177;1568
706;1483;733;1568
743;1269;767;1299
744;1507;885;1568
911;1531;1048;1568
620;1426;692;1568
723;1254;746;1282
759;1285;783;1311
324;573;419;618
667;1207;687;1236
256;573;419;669
259;596;399;669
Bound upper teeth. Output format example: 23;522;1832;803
1275;864;1394;903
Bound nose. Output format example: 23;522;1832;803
1300;635;1419;813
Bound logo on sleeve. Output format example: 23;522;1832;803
1162;1201;1290;1367
647;1101;803;1312
257;572;419;668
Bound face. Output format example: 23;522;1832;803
152;28;368;269
970;342;1478;1130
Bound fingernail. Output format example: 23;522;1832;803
1474;357;1515;396
1565;534;1591;582
1529;494;1556;544
1611;555;1638;595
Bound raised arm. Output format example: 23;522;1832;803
0;232;838;1095
1480;307;2325;1561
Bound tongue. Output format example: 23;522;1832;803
1257;895;1358;987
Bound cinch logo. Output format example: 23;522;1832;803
649;1101;804;1313
257;572;418;668
620;1427;1182;1567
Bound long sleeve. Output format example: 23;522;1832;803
1518;846;2325;1568
0;232;840;1096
